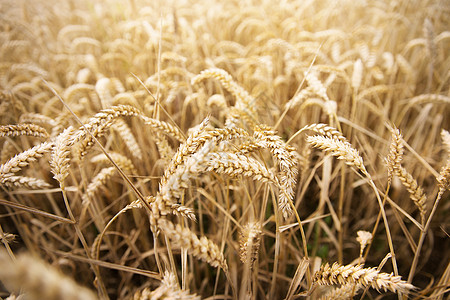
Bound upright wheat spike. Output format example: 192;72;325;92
239;222;262;268
0;141;53;175
386;127;404;185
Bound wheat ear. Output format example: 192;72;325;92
0;124;49;138
254;125;298;218
133;271;200;300
0;141;53;175
50;126;76;183
307;135;368;175
0;250;97;300
239;222;262;268
158;219;228;271
313;262;415;294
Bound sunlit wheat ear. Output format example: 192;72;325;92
394;165;427;224
0;175;50;189
306;135;368;176
50;126;76;184
318;283;361;300
0;141;53;175
300;123;347;142
111;119;142;160
356;230;372;257
253;125;298;219
90;152;137;173
191;68;257;124
134;271;201;300
162;119;248;184
74;105;143;160
385;127;404;185
441;129;450;153
239;222;262;268
0;250;97;300
313;262;415;294
0;124;49;138
139;115;185;143
304;71;330;101
158;219;228;271
437;159;450;192
160;141;213;202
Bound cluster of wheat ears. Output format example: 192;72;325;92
0;0;449;299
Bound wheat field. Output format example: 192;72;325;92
0;0;449;299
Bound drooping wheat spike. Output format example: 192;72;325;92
133;271;200;300
239;222;262;268
191;68;257;124
394;165;427;224
356;230;373;257
0;175;51;189
0;233;16;244
139;115;185;143
313;262;415;294
441;129;450;154
75;105;143;159
300;123;347;142
254;125;298;218
0;141;53;175
0;250;98;300
0;124;49;138
112;119;143;160
386;127;404;185
158;219;228;271
50;126;76;184
318;283;362;300
19;112;57;127
307;135;368;176
206;150;279;185
160;141;214;202
90;152;137;174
